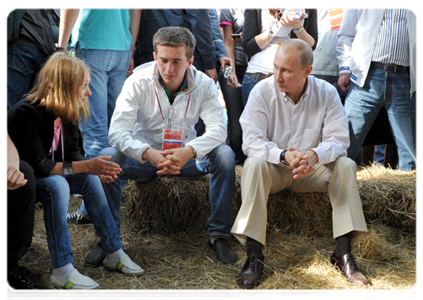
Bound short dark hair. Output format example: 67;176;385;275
153;26;196;59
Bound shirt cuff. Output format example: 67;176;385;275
219;20;233;27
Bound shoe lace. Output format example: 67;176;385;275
249;254;264;270
68;211;82;221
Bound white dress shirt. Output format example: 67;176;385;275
240;75;349;165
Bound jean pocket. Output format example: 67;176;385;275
242;74;257;85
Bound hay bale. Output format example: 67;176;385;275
124;164;415;236
124;175;211;234
357;164;416;233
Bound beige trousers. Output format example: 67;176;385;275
231;156;368;247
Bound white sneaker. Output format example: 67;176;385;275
103;254;145;276
50;269;99;289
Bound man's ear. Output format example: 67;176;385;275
187;55;194;68
153;51;157;62
304;65;313;77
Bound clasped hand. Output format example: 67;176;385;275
143;147;194;176
284;147;318;180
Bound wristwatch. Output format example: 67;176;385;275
54;43;66;52
280;149;289;165
63;161;74;176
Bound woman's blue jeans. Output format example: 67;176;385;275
36;173;122;268
344;66;416;171
100;144;236;237
241;73;261;106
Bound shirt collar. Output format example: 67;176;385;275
158;71;188;96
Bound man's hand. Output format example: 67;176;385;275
7;166;27;190
219;56;240;88
158;146;195;176
143;147;183;176
337;73;351;92
205;68;219;82
285;147;318;180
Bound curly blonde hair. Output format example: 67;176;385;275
26;52;91;124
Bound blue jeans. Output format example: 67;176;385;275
36;173;122;268
7;40;48;109
76;48;131;158
100;144;236;237
345;65;416;170
241;73;261;106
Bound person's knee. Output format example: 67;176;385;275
243;156;268;173
41;175;70;200
99;147;125;164
212;144;236;169
335;156;357;172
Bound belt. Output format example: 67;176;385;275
371;62;409;73
246;72;273;81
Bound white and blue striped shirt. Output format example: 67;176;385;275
371;9;409;66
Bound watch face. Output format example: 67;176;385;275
63;166;74;176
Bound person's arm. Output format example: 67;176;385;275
7;133;27;190
336;9;358;92
310;87;349;165
184;77;227;158
242;9;264;58
108;75;154;164
239;87;282;164
282;9;316;48
127;9;142;76
185;10;216;73
57;9;80;47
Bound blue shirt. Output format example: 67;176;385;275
72;9;132;51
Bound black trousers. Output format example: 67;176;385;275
7;161;36;269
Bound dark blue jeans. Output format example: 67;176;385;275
100;145;236;237
345;66;416;170
7;40;48;109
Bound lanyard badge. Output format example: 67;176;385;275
162;128;184;151
154;83;191;151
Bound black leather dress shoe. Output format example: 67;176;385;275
85;242;107;268
209;238;238;264
8;266;48;289
330;252;369;285
236;253;264;289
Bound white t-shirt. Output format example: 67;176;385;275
246;9;292;74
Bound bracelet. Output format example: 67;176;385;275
293;26;303;34
268;29;273;41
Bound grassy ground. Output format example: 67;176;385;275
5;198;420;300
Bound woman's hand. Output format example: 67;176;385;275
86;156;122;179
280;9;305;28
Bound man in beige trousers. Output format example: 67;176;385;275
232;39;368;289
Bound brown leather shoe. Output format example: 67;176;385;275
236;254;264;289
330;252;369;285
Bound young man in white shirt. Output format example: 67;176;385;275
86;27;237;267
232;39;368;288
